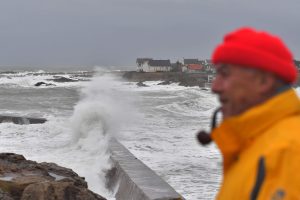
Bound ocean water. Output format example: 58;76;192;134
0;68;223;200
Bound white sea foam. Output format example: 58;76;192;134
0;71;90;88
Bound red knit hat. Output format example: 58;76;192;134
212;27;297;83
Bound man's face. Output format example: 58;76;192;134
212;64;264;119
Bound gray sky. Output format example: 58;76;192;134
0;0;299;69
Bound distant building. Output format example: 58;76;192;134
171;61;183;72
182;59;203;73
182;64;204;73
187;64;204;73
136;57;216;73
136;58;153;72
136;58;171;72
199;59;216;73
183;59;200;65
147;60;172;72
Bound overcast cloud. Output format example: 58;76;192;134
0;0;299;69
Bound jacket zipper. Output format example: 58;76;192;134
250;157;266;200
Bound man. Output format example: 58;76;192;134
209;27;300;199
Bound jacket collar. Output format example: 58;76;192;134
211;89;300;171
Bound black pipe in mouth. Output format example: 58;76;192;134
197;107;221;145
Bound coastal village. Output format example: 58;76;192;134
136;58;215;74
122;58;217;88
125;58;300;87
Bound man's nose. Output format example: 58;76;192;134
211;76;222;94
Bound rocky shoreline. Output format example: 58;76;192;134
121;71;214;87
0;153;106;200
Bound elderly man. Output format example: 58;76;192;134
203;27;300;199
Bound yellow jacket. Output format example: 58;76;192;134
211;89;300;200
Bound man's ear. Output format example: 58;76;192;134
257;72;277;94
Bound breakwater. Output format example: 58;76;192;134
107;138;185;200
122;71;213;87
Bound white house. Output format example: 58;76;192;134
136;58;171;72
136;58;153;72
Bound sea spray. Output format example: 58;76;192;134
69;70;137;198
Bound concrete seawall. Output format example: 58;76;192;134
107;138;185;200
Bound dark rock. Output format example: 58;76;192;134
157;80;171;85
49;77;78;82
0;189;13;200
0;115;47;125
0;71;18;74
34;82;55;87
200;87;209;91
0;153;106;200
136;81;148;87
21;181;104;200
34;82;45;86
40;162;87;188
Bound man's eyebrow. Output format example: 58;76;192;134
216;63;230;68
216;65;230;72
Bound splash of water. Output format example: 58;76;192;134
68;69;136;198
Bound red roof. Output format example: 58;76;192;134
187;64;203;70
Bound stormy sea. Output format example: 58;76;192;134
0;68;225;200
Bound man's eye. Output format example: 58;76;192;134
218;69;230;77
